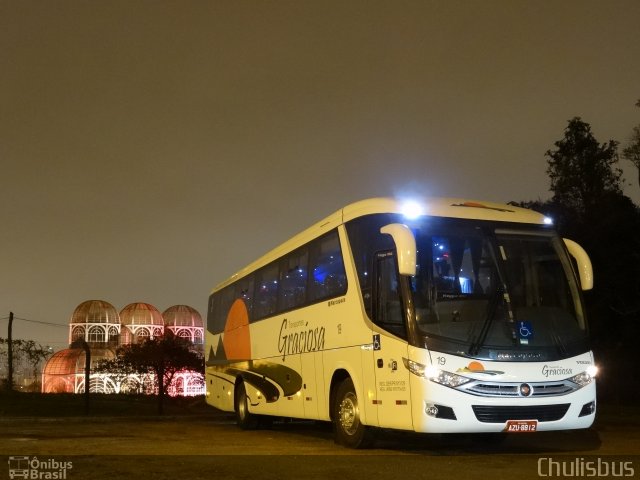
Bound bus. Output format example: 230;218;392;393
205;197;597;447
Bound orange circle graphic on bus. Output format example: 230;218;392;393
223;299;251;360
467;361;485;371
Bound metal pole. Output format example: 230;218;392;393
82;340;90;415
71;338;91;414
7;312;14;392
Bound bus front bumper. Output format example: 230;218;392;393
411;381;596;434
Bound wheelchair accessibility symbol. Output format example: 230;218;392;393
518;321;533;342
372;334;381;351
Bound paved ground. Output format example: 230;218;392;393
1;410;638;480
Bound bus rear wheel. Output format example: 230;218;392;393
333;378;375;448
235;381;259;430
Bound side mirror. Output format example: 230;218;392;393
563;238;594;290
380;223;416;276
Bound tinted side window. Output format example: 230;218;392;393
254;263;279;320
278;247;309;311
207;284;236;334
207;295;216;333
374;251;406;338
234;275;255;321
345;214;396;319
309;231;347;301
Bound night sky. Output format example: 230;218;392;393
2;0;639;350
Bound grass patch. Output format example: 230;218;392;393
0;391;216;417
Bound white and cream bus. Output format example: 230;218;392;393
205;197;597;447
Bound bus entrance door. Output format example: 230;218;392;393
373;335;412;429
372;251;413;430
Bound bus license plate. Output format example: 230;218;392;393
505;420;538;432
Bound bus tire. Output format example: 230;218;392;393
234;381;259;430
333;377;375;448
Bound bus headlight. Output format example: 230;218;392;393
429;369;473;388
403;358;472;387
569;371;594;387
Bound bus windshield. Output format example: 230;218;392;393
411;222;589;361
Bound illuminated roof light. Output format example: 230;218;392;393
586;365;599;377
401;200;424;220
543;216;553;225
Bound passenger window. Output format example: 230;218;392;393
309;231;347;301
278;248;309;311
234;275;255;321
208;285;236;334
254;263;279;319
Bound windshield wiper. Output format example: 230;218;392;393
468;284;504;356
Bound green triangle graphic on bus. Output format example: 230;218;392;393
206;337;227;366
215;337;227;360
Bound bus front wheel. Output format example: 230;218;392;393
234;381;259;430
333;378;375;448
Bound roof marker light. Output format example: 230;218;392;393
543;216;553;225
401;200;424;219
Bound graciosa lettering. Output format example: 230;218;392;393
278;318;325;361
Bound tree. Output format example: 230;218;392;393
543;118;640;324
96;331;204;414
19;340;53;389
0;338;52;390
622;99;640;188
545;117;622;220
516;116;640;403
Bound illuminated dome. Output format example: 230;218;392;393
162;305;204;328
43;299;204;396
120;302;164;326
70;300;120;324
69;300;121;346
42;348;116;393
162;305;204;348
43;348;85;377
120;302;164;344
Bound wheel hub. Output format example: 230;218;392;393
339;392;359;435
